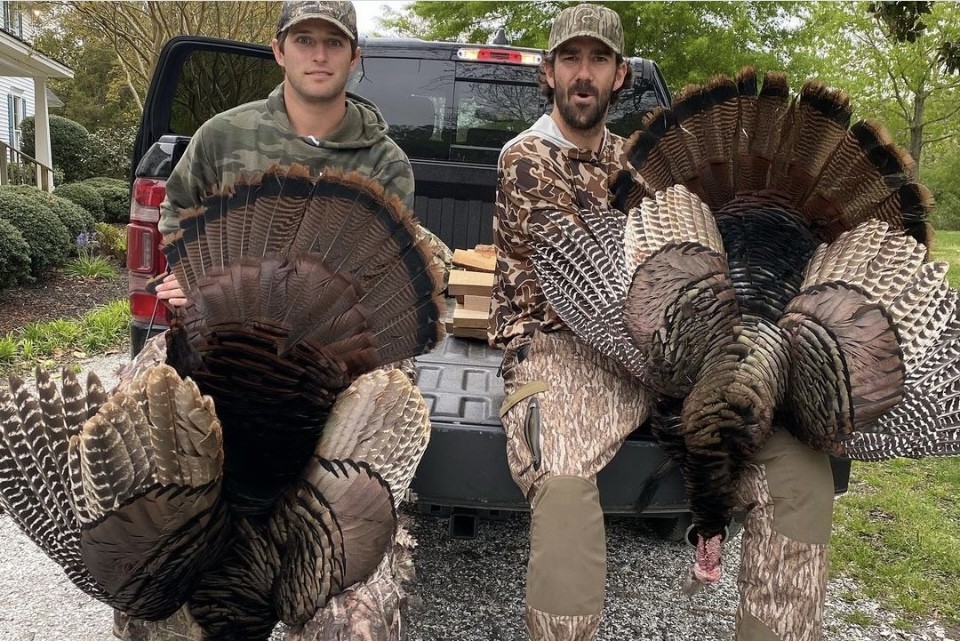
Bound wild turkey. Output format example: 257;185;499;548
527;68;960;592
0;164;444;639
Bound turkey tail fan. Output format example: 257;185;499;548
71;364;228;619
0;368;107;599
162;164;445;371
621;67;932;246
315;368;431;499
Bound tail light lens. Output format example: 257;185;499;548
127;177;171;326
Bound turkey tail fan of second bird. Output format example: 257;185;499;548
159;164;445;516
612;67;935;249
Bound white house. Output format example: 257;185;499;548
0;0;72;190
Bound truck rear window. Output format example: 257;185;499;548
169;49;283;135
349;56;664;165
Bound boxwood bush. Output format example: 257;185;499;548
81;177;130;223
0;218;31;288
10;185;95;244
54;182;106;222
0;187;71;280
20;115;91;184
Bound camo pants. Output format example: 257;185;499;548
499;331;652;640
500;331;834;641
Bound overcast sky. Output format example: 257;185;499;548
354;1;410;36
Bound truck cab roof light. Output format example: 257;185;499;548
457;47;541;65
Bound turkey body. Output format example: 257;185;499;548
0;164;445;638
528;68;960;589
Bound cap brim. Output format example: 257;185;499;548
279;14;356;40
548;31;621;55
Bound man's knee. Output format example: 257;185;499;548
757;428;834;544
527;476;606;616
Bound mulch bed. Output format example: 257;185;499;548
0;268;129;335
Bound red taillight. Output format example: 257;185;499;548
478;49;522;63
130;177;166;223
130;292;171;326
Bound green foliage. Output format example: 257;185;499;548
832;458;960;626
0;187;71;281
383;1;811;89
54;182;106;222
8;185;96;243
930;230;960;286
94;222;127;265
62;255;119;280
80;177;130;224
84;126;137;180
20;115;92;184
0;299;130;372
0;218;31;288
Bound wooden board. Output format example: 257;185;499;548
448;270;495;297
452;248;496;273
452;302;489;329
462;294;491;311
451;326;489;340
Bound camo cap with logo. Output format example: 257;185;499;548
548;3;624;55
276;0;358;42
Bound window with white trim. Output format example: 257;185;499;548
8;93;25;149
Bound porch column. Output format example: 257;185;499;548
33;76;53;191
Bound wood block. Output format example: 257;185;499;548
452;248;496;273
462;294;490;311
451;326;489;340
448;270;495;297
452;302;489;329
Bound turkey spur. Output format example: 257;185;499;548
0;164;445;638
528;68;960;591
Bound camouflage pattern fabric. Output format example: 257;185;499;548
499;330;650;501
159;84;413;237
734;429;833;640
276;0;357;40
159;82;451;286
548;3;624;54
490;118;639;349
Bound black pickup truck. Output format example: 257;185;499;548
126;35;850;541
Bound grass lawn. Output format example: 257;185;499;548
829;229;960;631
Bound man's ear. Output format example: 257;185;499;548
613;60;627;92
544;61;556;90
350;46;362;72
271;37;285;67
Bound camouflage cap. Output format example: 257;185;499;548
548;3;624;55
276;0;357;41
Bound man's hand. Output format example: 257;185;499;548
155;272;189;307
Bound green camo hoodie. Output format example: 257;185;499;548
158;82;414;236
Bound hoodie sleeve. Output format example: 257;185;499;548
158;125;220;237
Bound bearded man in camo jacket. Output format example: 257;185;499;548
155;0;449;308
491;4;835;641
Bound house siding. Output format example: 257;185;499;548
0;1;37;149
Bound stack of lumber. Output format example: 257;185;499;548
447;245;495;340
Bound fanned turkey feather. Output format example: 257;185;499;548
529;68;960;590
0;164;442;637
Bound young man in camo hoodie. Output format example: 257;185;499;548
491;3;834;640
156;0;449;307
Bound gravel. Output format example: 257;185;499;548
0;354;949;641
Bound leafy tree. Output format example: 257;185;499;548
381;1;813;89
33;1;279;123
20;115;91;183
798;1;960;169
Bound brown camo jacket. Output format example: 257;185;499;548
489;119;635;348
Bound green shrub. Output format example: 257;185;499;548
0;187;71;280
0;218;30;288
94;222;127;264
931;191;960;231
81;177;130;223
9;186;95;244
20;115;91;183
62;255;118;279
85;126;137;180
54;182;105;222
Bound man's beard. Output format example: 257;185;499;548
555;80;612;132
